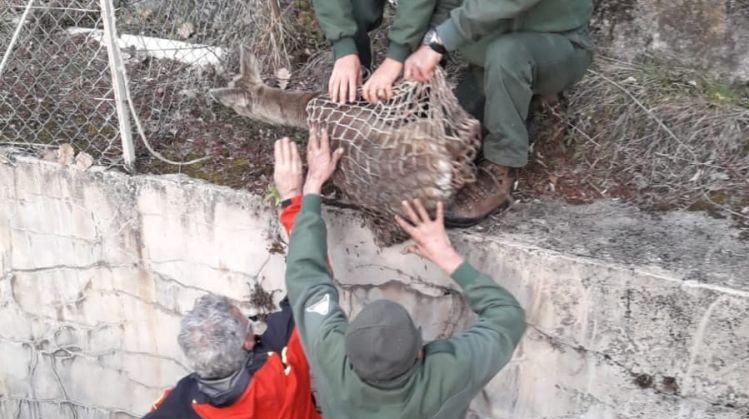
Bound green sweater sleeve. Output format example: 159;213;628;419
284;195;348;361
386;0;438;62
435;0;543;50
445;261;526;390
311;0;359;59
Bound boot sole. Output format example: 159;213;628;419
444;199;512;229
444;216;484;229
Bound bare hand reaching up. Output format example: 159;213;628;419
303;125;344;196
395;200;464;274
273;137;303;201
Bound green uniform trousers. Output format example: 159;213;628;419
455;29;593;168
349;1;592;168
350;0;386;69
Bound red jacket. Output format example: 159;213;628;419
144;196;320;419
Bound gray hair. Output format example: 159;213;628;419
178;294;249;379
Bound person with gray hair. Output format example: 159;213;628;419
177;294;252;380
142;292;320;419
142;137;322;419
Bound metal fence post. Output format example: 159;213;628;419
0;0;35;77
100;0;136;170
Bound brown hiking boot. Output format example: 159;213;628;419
444;161;515;228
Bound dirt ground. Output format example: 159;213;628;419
2;27;747;234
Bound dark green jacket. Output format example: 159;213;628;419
285;195;526;419
433;0;594;51
312;0;435;62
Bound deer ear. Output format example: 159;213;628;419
210;88;248;109
239;47;262;85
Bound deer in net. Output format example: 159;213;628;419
211;49;481;246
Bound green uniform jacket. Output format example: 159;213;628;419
432;0;594;52
285;195;526;419
312;0;435;62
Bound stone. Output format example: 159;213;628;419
591;0;749;83
56;143;75;166
74;152;94;171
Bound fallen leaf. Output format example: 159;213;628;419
275;67;291;90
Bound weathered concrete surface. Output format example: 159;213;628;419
592;0;749;83
0;152;748;418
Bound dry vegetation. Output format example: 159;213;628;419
522;57;749;221
2;0;747;228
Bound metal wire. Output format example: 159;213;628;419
0;0;123;166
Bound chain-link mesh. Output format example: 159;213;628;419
112;0;263;167
0;0;122;166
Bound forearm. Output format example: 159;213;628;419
284;193;347;354
311;0;359;59
387;0;438;62
285;195;332;310
279;195;303;236
451;262;525;340
435;0;543;50
448;261;526;387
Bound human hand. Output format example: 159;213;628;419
303;125;344;195
404;45;442;82
329;54;362;104
273;137;303;201
395;200;464;274
362;58;403;103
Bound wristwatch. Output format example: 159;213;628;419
422;28;446;55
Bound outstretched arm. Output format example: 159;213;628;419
284;127;348;362
396;200;526;389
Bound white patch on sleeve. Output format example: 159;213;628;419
305;294;330;316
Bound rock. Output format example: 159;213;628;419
74;152;94;171
56;144;75;166
591;0;749;83
177;22;194;40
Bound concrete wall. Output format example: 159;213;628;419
1;153;747;418
592;0;749;83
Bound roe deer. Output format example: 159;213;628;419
211;49;481;246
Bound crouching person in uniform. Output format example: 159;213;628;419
283;125;527;418
405;0;594;226
142;138;320;419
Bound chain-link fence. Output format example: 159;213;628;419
0;0;125;167
0;0;304;173
113;0;257;169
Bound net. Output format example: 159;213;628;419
306;71;481;245
212;51;481;246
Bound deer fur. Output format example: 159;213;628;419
210;49;317;129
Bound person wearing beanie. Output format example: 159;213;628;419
284;125;527;418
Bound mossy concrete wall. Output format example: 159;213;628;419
1;153;748;418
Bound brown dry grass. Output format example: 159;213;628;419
559;56;749;216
